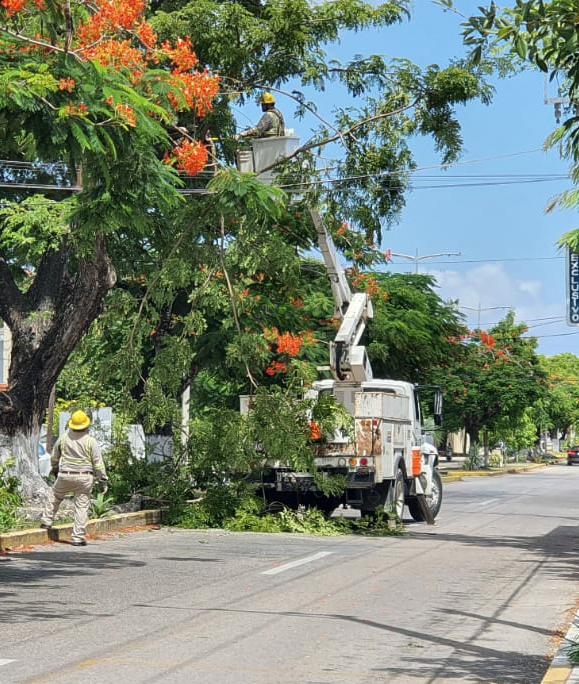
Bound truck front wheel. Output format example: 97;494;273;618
407;469;443;522
386;468;405;520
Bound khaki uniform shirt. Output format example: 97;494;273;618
51;430;106;478
249;108;285;137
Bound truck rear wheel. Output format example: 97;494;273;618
408;469;442;522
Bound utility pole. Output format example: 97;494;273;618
390;249;462;274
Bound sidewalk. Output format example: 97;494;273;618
0;509;161;551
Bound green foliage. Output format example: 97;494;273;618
106;443;164;504
175;495;402;536
311;394;354;441
0;196;72;261
567;641;579;666
366;272;467;383
0;460;22;533
489;408;538;454
536;354;579;441
90;491;115;518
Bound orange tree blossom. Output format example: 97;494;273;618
0;0;220;175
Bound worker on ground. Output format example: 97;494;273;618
237;92;285;139
41;410;108;547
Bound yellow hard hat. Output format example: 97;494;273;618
260;92;276;105
68;410;91;431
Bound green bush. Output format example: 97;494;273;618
90;491;116;518
0;460;22;533
106;443;164;503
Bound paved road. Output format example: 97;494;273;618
2;465;579;683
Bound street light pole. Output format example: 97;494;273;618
390;249;462;274
459;304;512;329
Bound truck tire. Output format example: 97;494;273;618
408;469;443;522
386;468;405;520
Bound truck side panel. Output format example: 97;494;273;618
354;391;412;480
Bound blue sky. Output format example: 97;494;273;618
236;1;575;357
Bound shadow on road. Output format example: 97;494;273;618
0;551;146;624
412;523;579;582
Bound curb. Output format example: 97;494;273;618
441;463;547;483
541;610;579;683
0;509;162;551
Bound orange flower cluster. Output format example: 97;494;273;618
265;361;288;377
1;0;20;13
136;22;157;50
276;332;303;358
64;103;89;117
364;276;379;297
162;37;199;73
115;103;137;127
168;139;209;176
479;332;497;349
169;71;221;118
58;78;76;93
309;421;322;441
82;39;146;74
77;0;147;46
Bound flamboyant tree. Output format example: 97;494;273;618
0;0;496;501
431;312;547;461
0;0;219;498
55;0;494;424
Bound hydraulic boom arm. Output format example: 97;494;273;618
309;209;373;382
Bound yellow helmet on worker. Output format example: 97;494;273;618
68;410;91;431
260;92;276;105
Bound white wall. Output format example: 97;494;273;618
0;322;11;386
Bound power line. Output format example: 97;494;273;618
388;256;563;265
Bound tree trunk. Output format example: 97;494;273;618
0;238;116;502
0;428;46;503
482;430;489;468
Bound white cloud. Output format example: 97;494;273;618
518;280;542;297
428;264;566;354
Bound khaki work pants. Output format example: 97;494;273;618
41;473;94;543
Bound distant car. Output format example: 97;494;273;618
567;446;579;466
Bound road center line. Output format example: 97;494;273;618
261;551;334;575
479;498;499;507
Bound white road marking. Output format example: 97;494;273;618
0;659;15;667
479;498;499;507
262;551;334;575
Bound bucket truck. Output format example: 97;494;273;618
304;209;443;522
238;138;443;523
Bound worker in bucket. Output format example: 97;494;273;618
41;410;108;547
237;92;285;139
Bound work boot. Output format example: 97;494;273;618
71;540;87;547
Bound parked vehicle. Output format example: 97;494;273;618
567;446;579;466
